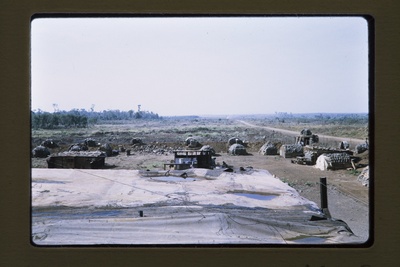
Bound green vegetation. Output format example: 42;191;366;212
31;110;88;129
304;181;314;187
247;113;368;139
31;109;160;129
347;169;361;176
281;178;298;187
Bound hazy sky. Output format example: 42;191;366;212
31;17;369;116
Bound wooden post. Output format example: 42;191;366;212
320;177;331;218
351;159;356;170
320;177;328;209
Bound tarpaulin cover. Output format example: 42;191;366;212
31;168;360;245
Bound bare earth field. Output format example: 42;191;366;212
31;117;370;242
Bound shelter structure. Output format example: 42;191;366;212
46;151;106;169
280;144;304;158
295;128;319;146
200;145;216;156
315;152;352;171
355;142;369;154
41;139;58;148
228;144;247;155
303;145;353;158
185;137;202;148
228;137;244;146
32;145;50;158
259;141;279;155
292;151;318;165
164;150;213;170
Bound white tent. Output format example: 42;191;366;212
315;154;332;171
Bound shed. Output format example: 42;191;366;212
46;151;106;169
165;150;213;170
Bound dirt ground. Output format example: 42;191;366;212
31;118;370;241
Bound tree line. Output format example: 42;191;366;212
271;112;368;125
31;109;160;129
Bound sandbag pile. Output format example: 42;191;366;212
357;166;369;187
228;144;247;155
315;153;352;171
280;144;304;158
259;142;279;155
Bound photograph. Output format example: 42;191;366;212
30;16;370;246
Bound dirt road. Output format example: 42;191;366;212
236;120;366;144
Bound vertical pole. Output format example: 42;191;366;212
320;177;328;209
320;177;331;218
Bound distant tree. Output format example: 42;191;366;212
134;111;143;119
31;107;161;129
